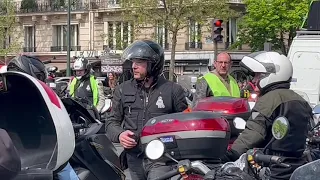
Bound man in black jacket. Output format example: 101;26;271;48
223;51;312;180
105;40;188;180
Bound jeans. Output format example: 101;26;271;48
57;163;79;180
126;153;146;180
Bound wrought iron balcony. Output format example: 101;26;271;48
15;0;89;14
89;0;120;9
50;46;81;52
23;47;36;52
185;42;202;50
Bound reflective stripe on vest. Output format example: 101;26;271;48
201;73;240;97
69;75;99;106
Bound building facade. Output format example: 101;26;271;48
3;0;249;75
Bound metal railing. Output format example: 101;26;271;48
15;0;89;14
185;42;202;50
23;47;36;52
51;46;81;52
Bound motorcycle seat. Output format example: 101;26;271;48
12;169;53;180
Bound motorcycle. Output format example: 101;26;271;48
0;71;75;180
140;111;232;179
142;116;307;180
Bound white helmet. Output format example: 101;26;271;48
240;51;293;90
73;57;91;80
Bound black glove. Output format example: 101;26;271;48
214;167;256;180
220;149;241;163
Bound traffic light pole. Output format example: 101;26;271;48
211;19;223;62
214;40;218;61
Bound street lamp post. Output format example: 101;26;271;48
66;0;71;76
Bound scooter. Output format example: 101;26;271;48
61;97;125;180
0;71;75;180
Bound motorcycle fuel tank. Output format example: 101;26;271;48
193;97;250;138
141;111;230;161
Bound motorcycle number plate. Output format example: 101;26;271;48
159;136;175;143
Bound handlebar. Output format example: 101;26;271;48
151;160;210;180
248;150;291;168
73;123;86;130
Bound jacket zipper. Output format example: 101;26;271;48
143;83;156;122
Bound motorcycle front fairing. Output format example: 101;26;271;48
71;133;124;180
0;72;75;179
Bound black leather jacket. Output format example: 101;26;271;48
105;77;188;144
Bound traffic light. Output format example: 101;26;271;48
212;19;224;42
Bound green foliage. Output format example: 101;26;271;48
121;0;236;80
232;0;309;55
0;0;22;59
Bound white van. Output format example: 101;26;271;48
288;31;320;107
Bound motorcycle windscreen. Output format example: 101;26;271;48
0;72;74;171
61;97;96;123
290;159;320;180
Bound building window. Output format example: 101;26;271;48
183;66;199;75
108;0;120;7
24;26;36;52
1;28;10;49
108;21;133;50
187;20;202;49
155;21;169;50
51;24;79;51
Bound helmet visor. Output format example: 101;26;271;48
240;51;276;74
122;41;159;63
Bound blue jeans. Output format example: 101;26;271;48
57;163;79;180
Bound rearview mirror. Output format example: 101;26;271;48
272;117;289;140
313;104;320;114
233;117;246;130
145;139;165;160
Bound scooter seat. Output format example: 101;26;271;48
12;169;53;180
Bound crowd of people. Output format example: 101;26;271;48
0;39;313;180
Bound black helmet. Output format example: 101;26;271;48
122;40;164;78
7;55;47;82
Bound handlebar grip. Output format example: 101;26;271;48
254;153;273;164
153;169;179;180
73;123;84;129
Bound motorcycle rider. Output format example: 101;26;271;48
68;56;105;114
222;51;312;180
105;40;188;180
6;55;79;180
192;52;240;106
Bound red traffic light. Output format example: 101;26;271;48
214;19;223;27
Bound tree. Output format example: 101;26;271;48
232;0;309;55
121;0;236;81
0;0;22;64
